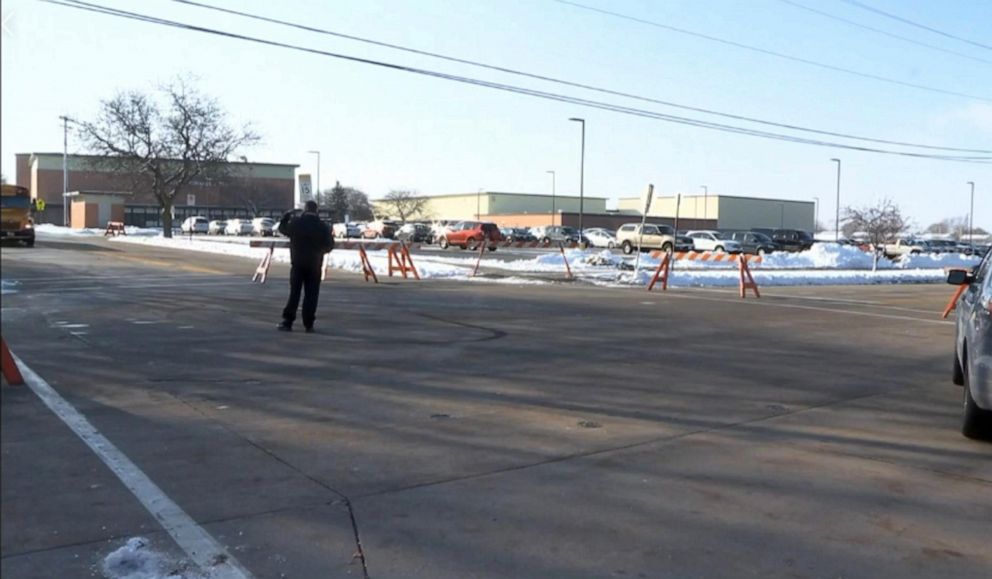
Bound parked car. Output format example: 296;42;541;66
956;242;977;256
882;238;929;258
225;218;253;235
438;221;502;250
362;220;398;239
615;223;680;254
502;227;537;243
180;216;209;234
727;230;779;255
333;222;363;238
583;228;617;249
531;225;581;245
947;254;992;439
752;228;814;252
395;223;432;243
685;230;743;253
207;219;227;235
252;217;275;237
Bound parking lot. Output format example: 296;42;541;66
2;234;990;578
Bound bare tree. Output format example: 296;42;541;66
379;189;428;222
76;79;259;236
925;216;987;240
842;198;909;271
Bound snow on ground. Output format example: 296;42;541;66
34;224;160;237
62;228;980;287
1;280;20;295
101;537;201;579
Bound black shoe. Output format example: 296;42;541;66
277;322;292;332
304;326;315;333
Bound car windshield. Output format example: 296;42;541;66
752;232;772;242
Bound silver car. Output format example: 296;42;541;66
948;253;992;440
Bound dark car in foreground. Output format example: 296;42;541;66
947;254;992;440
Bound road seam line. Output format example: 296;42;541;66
10;352;254;579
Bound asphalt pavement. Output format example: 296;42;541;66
1;234;989;579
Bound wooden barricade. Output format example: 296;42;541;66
104;221;126;236
647;252;761;298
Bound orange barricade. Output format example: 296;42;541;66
104;221;126;236
1;337;24;386
558;242;574;280
388;242;420;280
647;252;761;298
941;284;968;319
252;243;274;283
357;245;378;283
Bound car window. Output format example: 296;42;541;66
973;251;992;282
643;225;659;235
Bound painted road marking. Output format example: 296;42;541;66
11;353;254;579
667;292;952;326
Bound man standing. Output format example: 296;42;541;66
277;200;334;332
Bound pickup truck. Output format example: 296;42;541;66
616;223;693;255
883;238;928;258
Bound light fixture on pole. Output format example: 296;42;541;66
568;117;585;239
830;158;842;241
967;181;975;249
701;185;708;221
546;170;556;226
307;150;320;204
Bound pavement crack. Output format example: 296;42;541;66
415;312;507;341
172;396;371;579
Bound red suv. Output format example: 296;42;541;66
438;221;502;251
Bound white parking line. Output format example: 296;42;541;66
11;353;254;579
664;292;953;326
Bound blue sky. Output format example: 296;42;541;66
2;0;990;230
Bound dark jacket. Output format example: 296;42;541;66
279;211;334;268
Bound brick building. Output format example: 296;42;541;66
15;152;298;227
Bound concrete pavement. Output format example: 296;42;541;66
1;234;989;578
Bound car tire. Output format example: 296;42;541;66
758;248;766;256
608;241;616;249
25;239;35;248
488;246;497;252
622;240;634;255
542;237;552;246
953;351;964;386
963;361;992;440
715;245;725;253
662;242;673;253
439;237;449;249
467;238;479;250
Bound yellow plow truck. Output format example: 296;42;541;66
1;184;35;247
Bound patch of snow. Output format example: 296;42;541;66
35;224;159;237
1;280;19;295
101;537;200;579
895;252;981;270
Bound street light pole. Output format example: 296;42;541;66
477;188;483;220
307;150;320;204
813;196;819;233
569;117;585;238
59;115;69;226
546;170;556;226
701;185;708;222
967;181;976;249
830;158;842;241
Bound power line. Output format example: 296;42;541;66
775;0;992;65
43;0;991;163
551;0;990;103
837;0;992;51
167;0;991;154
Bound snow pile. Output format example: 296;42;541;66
759;243;888;269
1;280;19;295
102;537;199;579
896;252;981;270
35;224;159;237
611;267;948;288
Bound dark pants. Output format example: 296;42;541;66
282;264;321;328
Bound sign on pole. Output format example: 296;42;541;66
298;174;314;206
633;184;654;275
186;194;196;206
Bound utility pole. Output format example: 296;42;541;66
830;158;842;241
569;117;585;238
967;181;975;249
813;196;819;233
701;185;708;221
546;170;556;226
59;115;69;226
307;150;320;204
